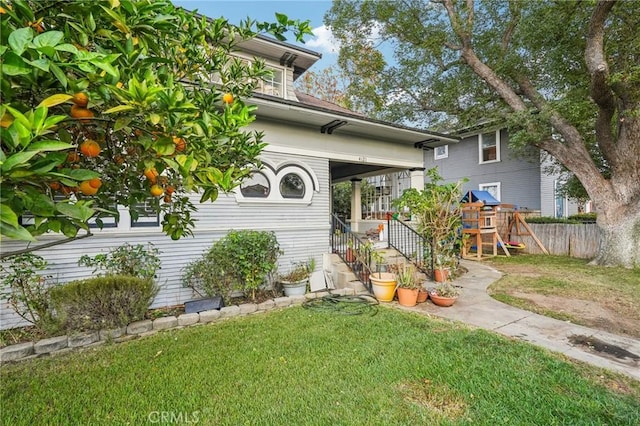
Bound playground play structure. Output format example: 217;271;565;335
460;190;549;259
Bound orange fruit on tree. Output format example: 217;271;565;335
67;151;80;163
78;180;99;196
165;185;175;195
80;139;101;157
172;136;186;152
222;92;234;104
70;105;95;122
71;92;89;107
163;194;172;203
49;182;61;191
88;178;102;189
144;167;159;183
0;113;14;128
150;184;164;197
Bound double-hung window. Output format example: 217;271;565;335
479;131;500;163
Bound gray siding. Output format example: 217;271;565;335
425;129;542;210
1;152;330;330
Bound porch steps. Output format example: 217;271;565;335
326;249;428;294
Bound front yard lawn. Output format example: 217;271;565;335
486;255;640;338
2;306;639;425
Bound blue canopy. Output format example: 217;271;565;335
461;190;501;206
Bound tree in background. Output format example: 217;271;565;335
332;180;375;218
0;0;311;244
295;65;351;108
326;0;640;267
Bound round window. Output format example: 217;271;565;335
279;173;305;199
240;172;270;198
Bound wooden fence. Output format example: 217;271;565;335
519;223;601;258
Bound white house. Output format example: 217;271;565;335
0;35;457;329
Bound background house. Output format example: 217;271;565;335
423;127;585;217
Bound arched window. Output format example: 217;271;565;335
279;172;305;199
240;172;270;198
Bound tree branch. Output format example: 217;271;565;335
501;2;521;52
0;231;94;260
585;0;617;167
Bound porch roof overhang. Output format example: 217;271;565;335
250;94;460;148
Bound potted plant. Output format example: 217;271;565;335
279;258;315;297
395;264;421;307
429;282;461;307
368;250;397;302
393;168;465;283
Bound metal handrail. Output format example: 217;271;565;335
330;214;373;292
387;216;434;278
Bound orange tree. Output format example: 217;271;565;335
0;0;311;242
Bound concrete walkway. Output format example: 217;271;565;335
401;260;640;381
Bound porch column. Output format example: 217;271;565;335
350;178;362;233
409;168;425;190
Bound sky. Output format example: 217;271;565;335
172;0;339;70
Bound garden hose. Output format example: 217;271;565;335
302;293;379;316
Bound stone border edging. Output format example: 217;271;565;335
0;289;354;364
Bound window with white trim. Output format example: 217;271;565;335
256;66;284;97
234;160;318;205
479;182;501;201
130;199;160;227
280;173;305;199
479;131;500;163
434;145;448;160
240;172;270;198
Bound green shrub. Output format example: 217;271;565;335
78;243;161;280
568;212;597;223
183;230;281;302
50;275;158;332
525;216;580;224
0;254;59;334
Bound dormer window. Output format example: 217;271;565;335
256;66;284;97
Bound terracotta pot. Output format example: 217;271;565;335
397;287;419;307
434;268;449;282
370;272;397;302
429;292;458;307
416;289;429;303
345;248;355;262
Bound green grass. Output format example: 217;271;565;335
2;306;639;425
486;254;640;336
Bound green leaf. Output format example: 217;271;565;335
1;52;31;76
104;105;135;114
54;43;79;54
38;94;73;108
50;63;68;88
65;169;101;180
8;27;33;55
61;221;80;238
0;221;37;242
28;140;73;152
28;193;56;217
1;151;38;172
32;31;64;48
113;117;131;131
0;203;21;228
27;58;50;72
93;58;120;78
56;203;86;220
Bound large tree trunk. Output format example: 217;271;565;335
593;202;640;268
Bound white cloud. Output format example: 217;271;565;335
306;25;340;54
